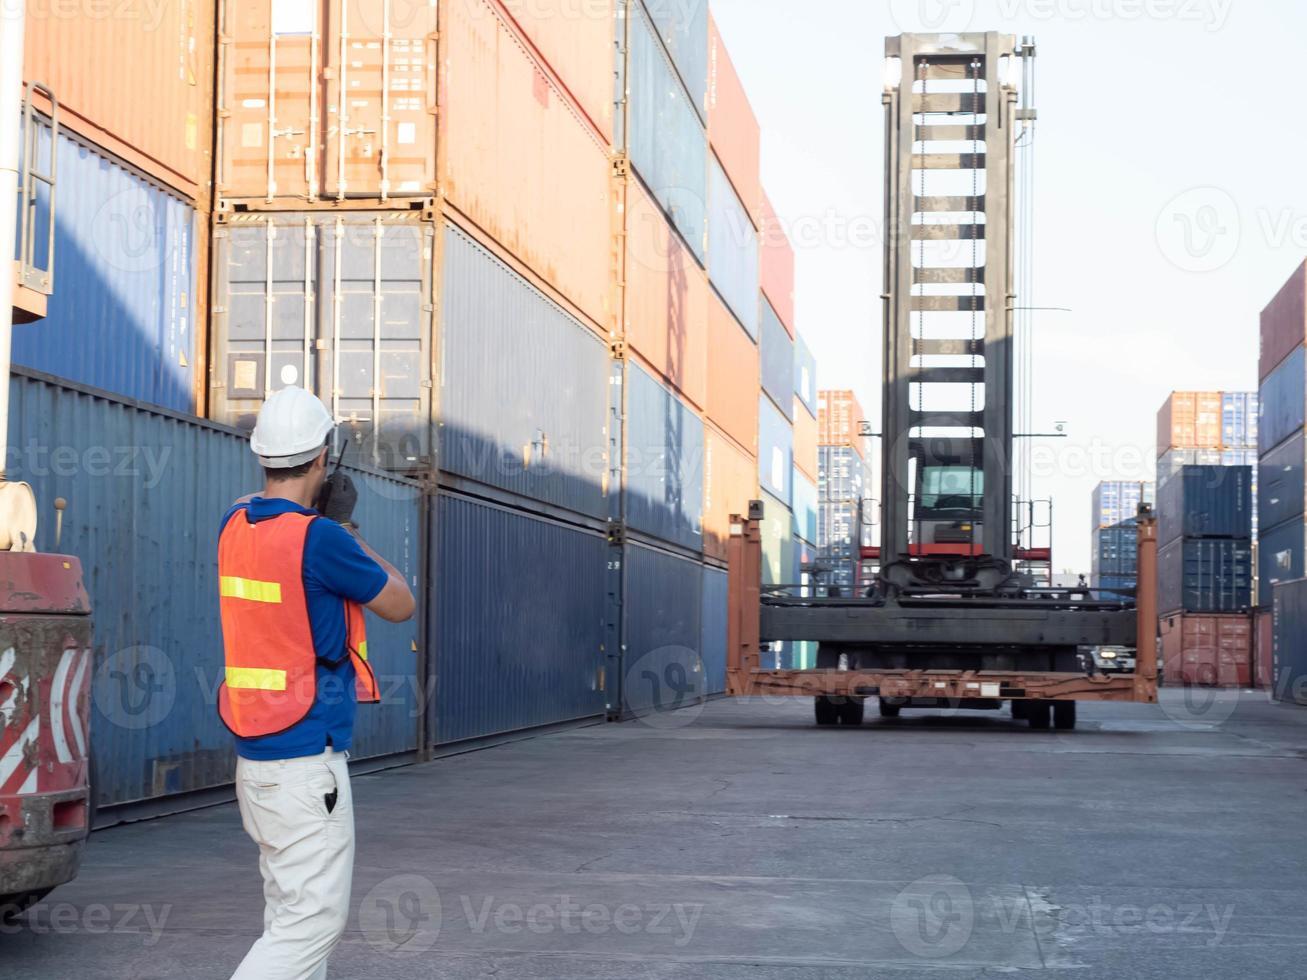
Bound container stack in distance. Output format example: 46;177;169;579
816;390;871;597
1088;480;1153;594
1157;390;1259;531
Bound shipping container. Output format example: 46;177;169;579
758;395;794;505
707;16;760;227
794;335;818;416
703;422;757;561
1089;480;1154;530
1159;613;1252;688
818;445;867;502
704;292;759;453
440;223;610;518
760;298;795;420
759;193;795;336
626;364;704;551
1221;392;1259;450
7;369;422;810
1260;517;1305;602
701;565;728;695
1273;577;1307;703
625;176;709;409
13;126;198;413
818;499;858;558
24;0;215;199
639;0;709;120
1255;607;1274;690
817;389;865;451
1260;260;1307;382
622;543;705;715
707;154;760;339
1157;391;1223;457
793;468;818;545
627;3;708;264
1093;521;1138;581
501;0;617;141
1260;431;1304;531
793;398;818;481
1158;537;1253;616
209;211;433;471
1098;574;1137;596
1258;346;1306;458
1157;465;1253;545
443;0;613;329
760;490;795;586
1157;448;1222;487
434;492;607;743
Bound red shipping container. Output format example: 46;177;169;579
708;17;761;230
1157;391;1223;457
1255;607;1274;690
1160;613;1252;688
818;389;866;453
1260;261;1307;382
759;193;796;337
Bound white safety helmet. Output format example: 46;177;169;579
250;387;336;469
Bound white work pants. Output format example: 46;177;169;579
230;749;354;980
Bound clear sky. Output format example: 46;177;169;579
711;0;1307;574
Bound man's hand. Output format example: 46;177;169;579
316;472;358;526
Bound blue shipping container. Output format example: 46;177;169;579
440;224;610;519
1157;465;1253;545
1222;392;1258;450
13;126;197;412
628;5;707;264
794;335;818;416
707;154;759;338
819;445;867;502
639;0;708;121
622;544;704;716
1158;536;1253;615
1260;431;1304;531
1272;577;1307;704
759;395;793;504
1261;518;1305;603
8;369;422;810
701;565;728;695
1090;480;1154;530
760;296;794;419
792;467;818;545
434;493;608;743
626;363;704;550
1259;346;1305;457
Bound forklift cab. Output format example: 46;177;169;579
915;463;983;549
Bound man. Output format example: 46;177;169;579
217;386;416;980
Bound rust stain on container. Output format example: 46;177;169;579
793;397;818;481
442;0;613;332
708;16;761;229
501;0;615;142
1156;391;1223;456
625;177;708;409
1260;261;1307;383
706;291;759;454
704;423;758;561
759;192;796;336
24;0;215;198
218;0;437;203
1160;612;1252;688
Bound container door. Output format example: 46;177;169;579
221;0;324;201
321;0;438;201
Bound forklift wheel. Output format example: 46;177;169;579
814;696;839;726
1027;700;1052;730
1010;700;1028;721
878;698;902;718
1053;700;1077;731
837;698;865;726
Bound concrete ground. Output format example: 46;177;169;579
3;689;1307;978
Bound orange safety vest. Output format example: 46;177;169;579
217;508;380;738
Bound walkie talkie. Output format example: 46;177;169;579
314;434;350;515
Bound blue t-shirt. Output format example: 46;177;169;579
219;496;389;760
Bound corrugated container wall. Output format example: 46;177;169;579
13;128;198;413
640;0;709;120
628;4;708;264
8;370;422;809
794;399;818;481
818;389;865;451
1157;448;1222;486
626;364;705;551
442;0;612;330
1260;260;1307;382
760;298;795;419
707;154;760;338
760;490;795;586
707;17;761;227
701;567;728;695
1222;392;1258;450
1260;432;1306;531
1256;606;1274;690
1158;537;1253;616
1093;521;1138;582
1260;519;1305;602
794;336;818;416
625;177;709;409
705;293;759;452
217;0;436;203
1160;614;1252;688
819;446;866;502
759;193;795;335
622;544;704;716
208;212;433;470
1090;481;1154;530
434;494;608;743
1157;391;1223;457
1157;466;1253;546
24;0;215;198
440;224;610;518
1259;347;1306;457
793;469;818;545
501;0;617;141
703;424;757;561
759;396;794;505
1273;578;1307;703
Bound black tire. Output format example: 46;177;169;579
1027;700;1052;730
878;698;902;718
1010;700;1028;720
837;698;865;726
814;696;839;726
1053;700;1077;731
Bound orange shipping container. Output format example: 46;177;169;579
706;292;760;454
704;423;759;560
759;192;796;336
1160;613;1252;688
218;0;437;203
818;389;865;453
501;0;615;142
1256;607;1274;690
625;178;709;409
23;0;215;199
708;16;761;229
794;397;817;481
1157;391;1223;457
442;0;613;332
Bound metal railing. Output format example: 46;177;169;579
17;82;57;295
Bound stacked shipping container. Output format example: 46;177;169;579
1088;481;1153;593
816;390;870;597
1156;391;1259;530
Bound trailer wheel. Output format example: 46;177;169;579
814;696;839;726
837;698;865;726
1053;700;1077;731
1027;700;1052;730
1010;700;1028;721
878;698;902;718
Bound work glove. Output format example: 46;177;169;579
317;472;359;527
